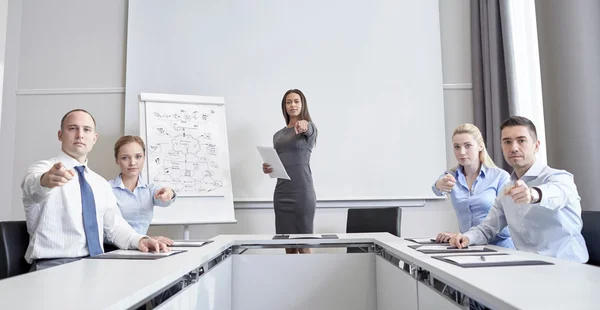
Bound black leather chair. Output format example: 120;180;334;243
0;221;31;279
346;207;402;236
103;242;119;253
346;207;402;253
582;211;600;267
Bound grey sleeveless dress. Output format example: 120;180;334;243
272;122;317;234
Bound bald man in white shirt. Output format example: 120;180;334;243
22;109;168;271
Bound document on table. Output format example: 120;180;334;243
417;245;473;251
416;245;494;254
405;238;437;244
289;234;323;239
91;249;187;260
169;240;214;247
272;234;339;240
444;255;529;264
434;254;554;267
257;146;290;180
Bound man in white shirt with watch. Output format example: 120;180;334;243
450;116;588;263
22;109;168;271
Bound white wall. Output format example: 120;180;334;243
3;1;127;222
126;0;448;201
0;0;21;221
0;0;8;122
1;0;473;238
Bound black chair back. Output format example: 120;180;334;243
0;221;31;279
346;207;402;236
582;211;600;266
346;207;402;253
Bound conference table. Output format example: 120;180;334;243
0;233;598;309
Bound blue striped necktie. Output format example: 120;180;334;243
74;166;103;256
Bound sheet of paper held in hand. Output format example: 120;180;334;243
257;146;291;180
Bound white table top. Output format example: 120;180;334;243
0;233;597;310
405;243;600;310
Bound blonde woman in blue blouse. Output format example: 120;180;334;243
432;124;514;248
108;136;176;245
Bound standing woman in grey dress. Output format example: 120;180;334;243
262;89;318;254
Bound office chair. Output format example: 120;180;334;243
103;242;119;253
581;211;600;267
0;221;31;279
346;207;402;253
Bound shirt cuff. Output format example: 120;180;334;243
463;231;479;245
129;234;148;250
36;173;54;194
431;184;446;197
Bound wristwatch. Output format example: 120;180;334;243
529;187;541;204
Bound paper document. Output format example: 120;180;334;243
406;238;437;243
289;234;322;239
418;245;486;251
444;255;537;264
97;249;184;257
257;146;291;180
169;240;213;247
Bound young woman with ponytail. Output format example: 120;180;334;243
432;123;514;248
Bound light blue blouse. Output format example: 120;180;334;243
432;165;514;248
108;175;175;235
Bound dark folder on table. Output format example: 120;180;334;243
89;249;187;260
433;253;554;268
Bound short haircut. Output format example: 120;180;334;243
60;109;97;130
500;116;538;141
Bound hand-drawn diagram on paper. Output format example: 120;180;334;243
144;101;225;197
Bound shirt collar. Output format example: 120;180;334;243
510;159;544;181
479;164;488;178
455;164;487;179
111;174;148;190
57;151;88;171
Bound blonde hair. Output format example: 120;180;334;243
449;123;497;172
114;135;146;159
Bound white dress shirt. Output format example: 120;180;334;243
21;152;145;263
464;160;589;263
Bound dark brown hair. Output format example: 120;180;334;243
500;116;538;141
281;89;313;125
